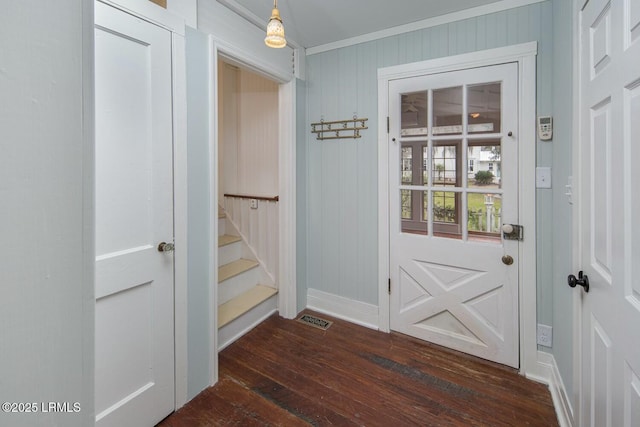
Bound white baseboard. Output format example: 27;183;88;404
534;351;574;427
306;288;379;330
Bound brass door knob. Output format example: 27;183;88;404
502;255;514;265
157;242;175;253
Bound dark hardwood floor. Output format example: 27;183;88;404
158;311;558;426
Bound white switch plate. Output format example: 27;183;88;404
536;167;552;188
250;199;258;209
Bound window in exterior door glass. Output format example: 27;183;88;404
467;141;501;189
432;191;458;224
467;82;501;134
401;190;412;219
468;193;502;243
433;86;462;135
401;91;428;136
432;142;461;187
422;146;429;185
401;146;413;184
401;190;428;235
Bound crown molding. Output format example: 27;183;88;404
306;0;547;55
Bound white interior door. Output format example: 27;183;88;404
389;63;519;368
577;0;640;425
95;2;175;426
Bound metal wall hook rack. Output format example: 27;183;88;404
311;116;368;140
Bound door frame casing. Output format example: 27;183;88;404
377;42;540;377
208;35;297;386
95;0;190;410
571;0;583;421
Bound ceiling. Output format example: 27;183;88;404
217;0;506;49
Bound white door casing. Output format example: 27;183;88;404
209;39;297;385
388;63;519;368
576;0;640;425
94;2;175;425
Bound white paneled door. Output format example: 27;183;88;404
577;0;640;425
389;63;519;368
95;3;175;426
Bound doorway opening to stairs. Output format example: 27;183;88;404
216;57;281;349
209;41;297;386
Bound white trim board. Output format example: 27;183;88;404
306;0;546;55
209;35;298;385
218;301;278;351
377;42;538;378
571;0;582;423
98;0;185;35
171;30;189;410
306;289;379;330
278;79;298;320
208;35;220;387
534;352;575;427
94;0;190;411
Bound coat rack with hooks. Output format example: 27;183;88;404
311;115;368;140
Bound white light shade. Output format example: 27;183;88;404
265;6;286;48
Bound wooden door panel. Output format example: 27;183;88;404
397;258;509;355
94;3;175;426
579;0;640;425
389;63;519;368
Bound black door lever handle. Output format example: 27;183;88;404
568;271;589;293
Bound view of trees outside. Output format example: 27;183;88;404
401;144;502;236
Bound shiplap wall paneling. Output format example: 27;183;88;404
355;41;380;304
304;2;554;316
224;196;279;284
219;64;279;199
237;70;279;196
219;62;239;204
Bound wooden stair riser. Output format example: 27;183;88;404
218;216;226;236
218;240;242;267
218;267;259;305
218;294;278;350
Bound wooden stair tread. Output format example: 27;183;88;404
218;285;278;328
218;259;259;283
218;234;241;247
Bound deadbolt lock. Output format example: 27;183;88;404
502;224;524;241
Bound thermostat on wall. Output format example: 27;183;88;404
537;116;553;141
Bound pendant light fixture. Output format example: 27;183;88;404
265;0;287;48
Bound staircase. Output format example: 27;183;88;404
217;208;278;350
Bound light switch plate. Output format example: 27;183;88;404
536;167;552;188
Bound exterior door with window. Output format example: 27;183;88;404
577;0;640;425
389;63;519;367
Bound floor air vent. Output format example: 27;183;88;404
296;314;333;330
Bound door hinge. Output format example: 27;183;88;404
387;116;389;133
388;278;391;294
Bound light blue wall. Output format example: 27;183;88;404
1;2;95;426
303;2;555;319
185;27;212;400
551;0;575;400
301;0;578;400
